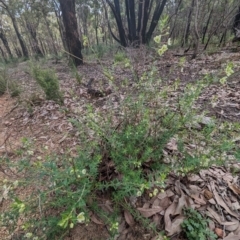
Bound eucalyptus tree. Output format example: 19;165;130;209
233;6;240;42
0;0;29;57
21;0;43;56
0;16;13;58
58;0;83;65
105;0;168;47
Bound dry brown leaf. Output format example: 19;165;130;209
208;220;215;231
210;181;239;219
175;180;182;195
159;197;171;210
192;195;207;205
188;174;204;182
152;198;161;207
206;207;223;223
225;219;239;232
208;198;216;204
188;184;201;194
157;191;167;200
166;138;178;151
137;207;163;218
232;201;240;210
223;234;240;240
234;224;240;235
166;215;185;236
124;211;135;226
227;181;240;195
164;198;178;233
223;173;233;182
175;194;187;215
90;213;104;225
152;214;162;228
166;189;175;197
207;207;238;226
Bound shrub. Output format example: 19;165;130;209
182;208;217;240
31;65;63;103
114;51;126;63
0;67;20;97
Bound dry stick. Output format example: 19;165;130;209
3;102;19;118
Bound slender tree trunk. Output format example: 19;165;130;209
0;46;6;60
10;14;29;58
192;0;200;59
201;7;213;44
106;0;167;47
182;0;194;47
0;31;13;58
146;0;168;43
59;0;83;66
26;21;43;56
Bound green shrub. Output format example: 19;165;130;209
114;51;126;63
0;68;20;97
31;65;63;104
182;208;217;240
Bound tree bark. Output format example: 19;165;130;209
0;0;29;57
26;21;43;56
0;30;13;58
106;0;167;47
146;0;168;43
59;0;83;66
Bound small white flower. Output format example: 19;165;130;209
81;169;87;175
27;150;34;156
136;191;142;197
77;212;85;223
167;38;172;46
13;180;19;188
154;35;161;43
25;232;33;238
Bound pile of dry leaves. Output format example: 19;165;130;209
109;165;240;240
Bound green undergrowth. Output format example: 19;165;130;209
0;43;240;239
0;66;21;97
30;63;63;104
182;208;217;240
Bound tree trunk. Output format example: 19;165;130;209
201;7;213;44
0;30;13;58
26;21;43;56
146;0;168;43
192;0;200;59
106;0;167;47
10;14;29;58
0;46;6;60
182;0;194;47
59;0;83;66
0;0;29;57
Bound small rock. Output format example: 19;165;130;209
225;215;232;221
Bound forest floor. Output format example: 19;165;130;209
1;46;240;240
